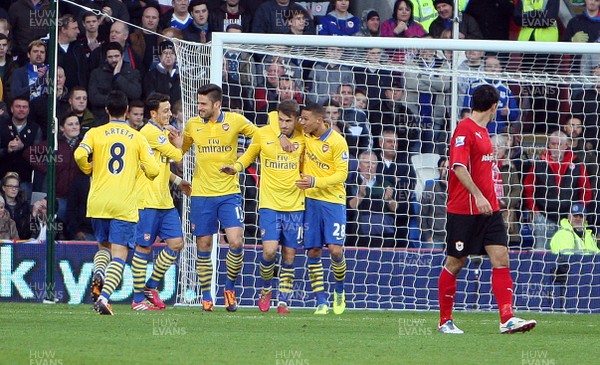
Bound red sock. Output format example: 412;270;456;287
492;267;514;323
438;267;457;326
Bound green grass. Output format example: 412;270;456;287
1;303;599;365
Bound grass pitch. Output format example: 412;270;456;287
1;303;598;365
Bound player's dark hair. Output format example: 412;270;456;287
145;92;170;113
278;99;300;117
302;102;325;118
197;83;223;103
471;84;499;112
106;41;123;55
106;90;129;118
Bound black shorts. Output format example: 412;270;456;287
445;211;508;258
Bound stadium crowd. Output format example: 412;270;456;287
0;0;599;254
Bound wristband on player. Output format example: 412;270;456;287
173;176;182;186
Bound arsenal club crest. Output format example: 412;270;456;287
322;144;329;152
292;142;299;151
222;123;230;131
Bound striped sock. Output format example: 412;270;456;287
308;257;326;305
331;256;346;294
146;247;178;289
225;248;243;291
259;257;275;289
132;250;150;303
196;251;213;301
278;263;295;304
93;248;111;277
100;257;125;301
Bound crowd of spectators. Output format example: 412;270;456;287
0;0;599;252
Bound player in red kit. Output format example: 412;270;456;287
437;84;537;334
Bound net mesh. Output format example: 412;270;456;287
173;36;600;312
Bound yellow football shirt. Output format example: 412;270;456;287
183;111;257;197
237;125;305;211
139;121;183;209
303;127;349;204
74;120;159;222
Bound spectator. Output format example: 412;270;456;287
464;0;514;40
0;34;18;104
221;24;254;102
8;0;50;61
571;64;600;149
562;115;598;176
0;98;42;199
67;87;96;132
463;54;519;135
183;0;216;43
30;66;70;139
29;196;65;241
403;41;450;153
126;99;146;130
550;203;600;255
429;0;482;39
252;0;315;34
0;195;18;240
419;155;447;248
213;0;253;32
10;40;48;101
352;48;395;101
23;112;84;224
88;42;142;124
333;84;372;157
308;46;354;105
58;14;89;90
356;9;381;37
514;0;559;42
143;40;181;104
66;174;95;241
523;131;592;250
286;4;311;35
381;0;427;39
0;172;31;239
410;0;438;32
346;150;399;247
123;0;160;26
161;27;185;40
80;0;130;41
457;50;484;108
129;5;163;73
89;21;143;74
78;12;103;58
491;134;522;246
160;0;193;30
318;0;360;36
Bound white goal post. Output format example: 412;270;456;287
173;32;600;313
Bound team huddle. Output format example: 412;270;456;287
74;83;536;334
75;84;349;316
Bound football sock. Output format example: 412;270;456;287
331;256;346;294
225;248;244;291
438;267;457;326
100;257;125;301
259;256;275;289
131;250;150;303
492;267;515;323
147;247;178;289
308;257;326;305
196;251;213;301
278;263;295;304
93;248;111;277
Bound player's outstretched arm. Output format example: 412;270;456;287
453;165;492;215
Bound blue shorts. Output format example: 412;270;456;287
135;208;183;247
303;198;346;249
190;194;243;236
92;218;136;248
259;209;304;249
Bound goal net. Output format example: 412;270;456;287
174;33;600;313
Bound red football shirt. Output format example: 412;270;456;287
447;118;500;215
